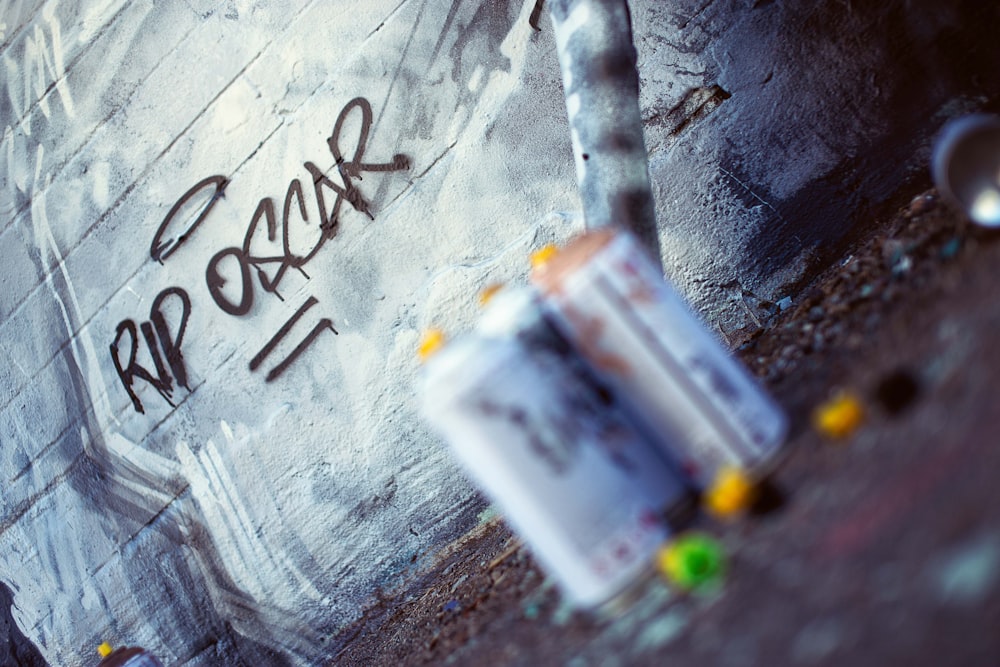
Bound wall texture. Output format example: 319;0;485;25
2;1;998;665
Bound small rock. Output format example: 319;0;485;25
907;193;936;216
939;237;962;260
933;534;1000;605
892;255;913;275
882;239;909;272
777;296;793;311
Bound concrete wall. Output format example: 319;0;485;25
2;0;998;665
1;2;577;664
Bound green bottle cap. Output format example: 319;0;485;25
658;533;725;590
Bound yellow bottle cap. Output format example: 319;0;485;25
478;283;504;307
813;391;865;439
529;244;559;268
417;329;446;362
703;466;756;518
97;643;114;658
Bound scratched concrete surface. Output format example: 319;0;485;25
1;1;999;665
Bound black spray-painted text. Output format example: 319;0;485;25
111;97;409;413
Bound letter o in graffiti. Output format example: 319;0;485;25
206;247;254;316
150;175;228;263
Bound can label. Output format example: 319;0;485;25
533;229;787;485
421;289;687;607
476;288;693;509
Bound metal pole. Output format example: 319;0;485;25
548;0;662;264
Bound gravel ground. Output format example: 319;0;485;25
331;186;1000;666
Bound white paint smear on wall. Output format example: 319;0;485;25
0;1;581;665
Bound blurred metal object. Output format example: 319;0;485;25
932;114;1000;227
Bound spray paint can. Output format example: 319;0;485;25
420;287;690;608
476;287;697;518
531;228;787;488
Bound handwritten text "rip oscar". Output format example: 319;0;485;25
110;97;409;414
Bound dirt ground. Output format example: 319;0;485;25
330;185;1000;666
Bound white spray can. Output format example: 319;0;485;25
531;228;788;488
420;287;690;607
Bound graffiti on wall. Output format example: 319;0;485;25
1;1;555;664
110;97;411;413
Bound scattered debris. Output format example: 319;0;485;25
882;239;912;275
906;192;937;218
703;466;757;519
932;533;1000;606
657;533;726;591
939;237;962;260
813;392;865;439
